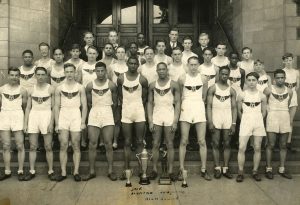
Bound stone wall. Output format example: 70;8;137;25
0;0;9;82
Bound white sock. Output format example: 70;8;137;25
5;170;11;175
17;170;23;174
29;170;36;175
266;167;272;172
279;167;285;173
48;170;54;175
222;167;228;173
214;166;221;171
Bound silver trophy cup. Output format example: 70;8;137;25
136;148;152;185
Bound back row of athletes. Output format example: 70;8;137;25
0;30;298;183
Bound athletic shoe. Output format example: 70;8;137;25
107;172;117;181
214;169;222;179
252;172;261;181
177;170;183;181
201;170;212;181
0;173;11;181
56;175;67;182
222;169;233;179
278;171;292;179
48;173;57;181
236;174;244;182
265;171;273;180
18;173;25;181
24;173;35;181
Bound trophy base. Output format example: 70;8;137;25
159;177;172;185
139;177;150;185
181;182;188;188
125;182;132;187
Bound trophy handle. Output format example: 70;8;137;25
136;153;141;164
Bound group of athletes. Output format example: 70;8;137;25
0;28;298;184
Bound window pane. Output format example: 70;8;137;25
178;0;193;24
121;0;137;24
153;0;168;24
98;1;112;24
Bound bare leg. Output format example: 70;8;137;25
1;131;12;174
279;133;288;168
223;130;232;167
122;123;133;169
134;122;146;154
87;126;100;174
151;125;162;173
29;133;39;173
266;132;276;168
164;126;175;174
102;125;114;174
288;106;297;143
43;133;54;174
179;122;191;170
195;122;207;171
253;136;263;172
71;131;81;175
237;135;251;173
58;130;69;176
14;131;25;173
211;130;221;167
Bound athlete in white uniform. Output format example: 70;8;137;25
137;33;149;63
199;47;219;88
236;72;267;182
117;57;148;178
237;47;254;75
282;53;299;151
0;67;27;181
19;50;37;91
253;60;271;93
34;42;55;70
228;52;246;97
207;66;237;179
139;47;158;84
154;40;172;65
169;47;187;82
264;69;293;180
178;56;211;180
126;42;145;65
83;62;118;181
100;43;117;73
23;67;56;181
65;44;85;82
181;36;198;66
147;62;181;181
54;63;87;182
211;42;230;67
48;48;65;88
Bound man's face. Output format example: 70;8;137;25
215;45;227;56
156;42;166;54
39;46;49;57
246;76;258;89
116;47;126;60
172;49;182;63
8;71;20;84
199;35;209;47
283;57;293;68
203;50;213;62
274;73;286;87
169;30;178;42
95;66;107;80
219;69;230;82
64;66;75;80
108;31;118;44
70;49;80;59
87;48;98;61
23;53;33;66
242;49;252;60
53;49;64;63
129;44;138;55
183;39;192;51
254;62;264;73
127;58;139;72
188;59;199;73
144;49;154;62
35;70;47;83
104;44;114;56
229;54;239;66
156;64;168;79
137;34;145;46
84;33;94;46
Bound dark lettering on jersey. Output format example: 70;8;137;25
51;76;66;84
272;93;289;102
215;94;230;102
92;88;110;96
61;90;79;99
32;96;50;104
229;77;241;83
20;73;34;80
185;85;202;92
154;87;171;96
123;85;139;93
83;69;95;74
3;93;20;101
114;71;121;77
258;79;268;85
284;82;296;89
244;102;261;108
205;74;216;80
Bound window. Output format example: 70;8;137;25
121;0;137;24
153;0;169;24
98;1;112;24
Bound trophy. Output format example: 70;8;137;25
182;170;188;188
125;169;133;187
159;150;172;185
136;148;152;185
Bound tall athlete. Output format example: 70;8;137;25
83;62;118;181
54;63;88;182
211;42;229;67
139;47;158;84
264;69;293;179
65;44;85;82
48;48;65;88
147;62;181;180
19;50;37;91
23;67;56;181
168;47;187;82
137;33;149;61
253;60;271;93
154;40;172;65
35;42;55;70
228;52;245;97
178;56;211;180
236;72;267;182
237;47;254;75
181;36;198;66
117;57;148;179
0;67;27;181
199;47;219;88
207;66;237;179
100;43;117;69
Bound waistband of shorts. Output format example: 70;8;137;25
0;109;23;112
60;107;81;111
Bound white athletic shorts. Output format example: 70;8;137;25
153;106;174;126
58;108;81;132
28;110;52;134
289;90;298;107
212;108;232;129
88;106;114;128
239;113;266;137
0;110;24;131
179;100;206;124
121;103;145;123
266;111;291;134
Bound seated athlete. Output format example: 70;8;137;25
236;72;267;182
54;63;88;182
207;66;237;179
23;67;56;181
83;62;118;181
147;62;181;181
0;67;28;181
264;69;293;179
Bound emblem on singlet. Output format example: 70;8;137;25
114;71;121;77
20;73;34;80
215;94;230;102
83;69;94;74
92;88;109;96
244;102;261;108
229;77;241;83
61;90;79;99
32;96;50;104
51;76;66;83
285;82;296;89
206;75;216;80
3;93;20;101
272;93;289;102
185;85;202;92
123;85;139;93
154;88;171;96
258;79;268;85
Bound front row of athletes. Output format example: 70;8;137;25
0;56;293;183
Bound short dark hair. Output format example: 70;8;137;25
63;63;76;71
187;56;199;64
129;42;138;47
254;59;264;65
182;36;193;42
155;39;166;46
70;44;80;50
169;27;179;34
202;47;214;54
172;47;183;53
274;69;286;77
83;31;94;37
95;61;107;70
229;52;239;58
116;46;126;51
137;33;144;37
53;47;64;55
38;42;50;49
104;43;114;48
156;62;168;69
8;67;20;75
127;56;139;64
199;33;209;38
35;67;47;74
219;66;230;74
282;53;293;60
87;45;99;53
215;41;227;48
246;72;259;80
108;29;118;36
22;49;33;56
144;47;154;54
242;47;252;53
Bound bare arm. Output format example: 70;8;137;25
178;74;186;100
260;93;267;118
80;85;88;130
21;87;28;112
230;88;237;135
24;89;32;132
267;75;272;88
48;86;55;133
202;81;208;102
214;66;220;82
77;66;83;84
140;75;149;107
54;86;61;132
85;82;93;110
147;83;155;132
296;70;300;91
237;92;244;119
206;85;215;131
240;68;246;90
109;81;118;123
287;88;293;108
172;81;181;126
117;74;124;105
